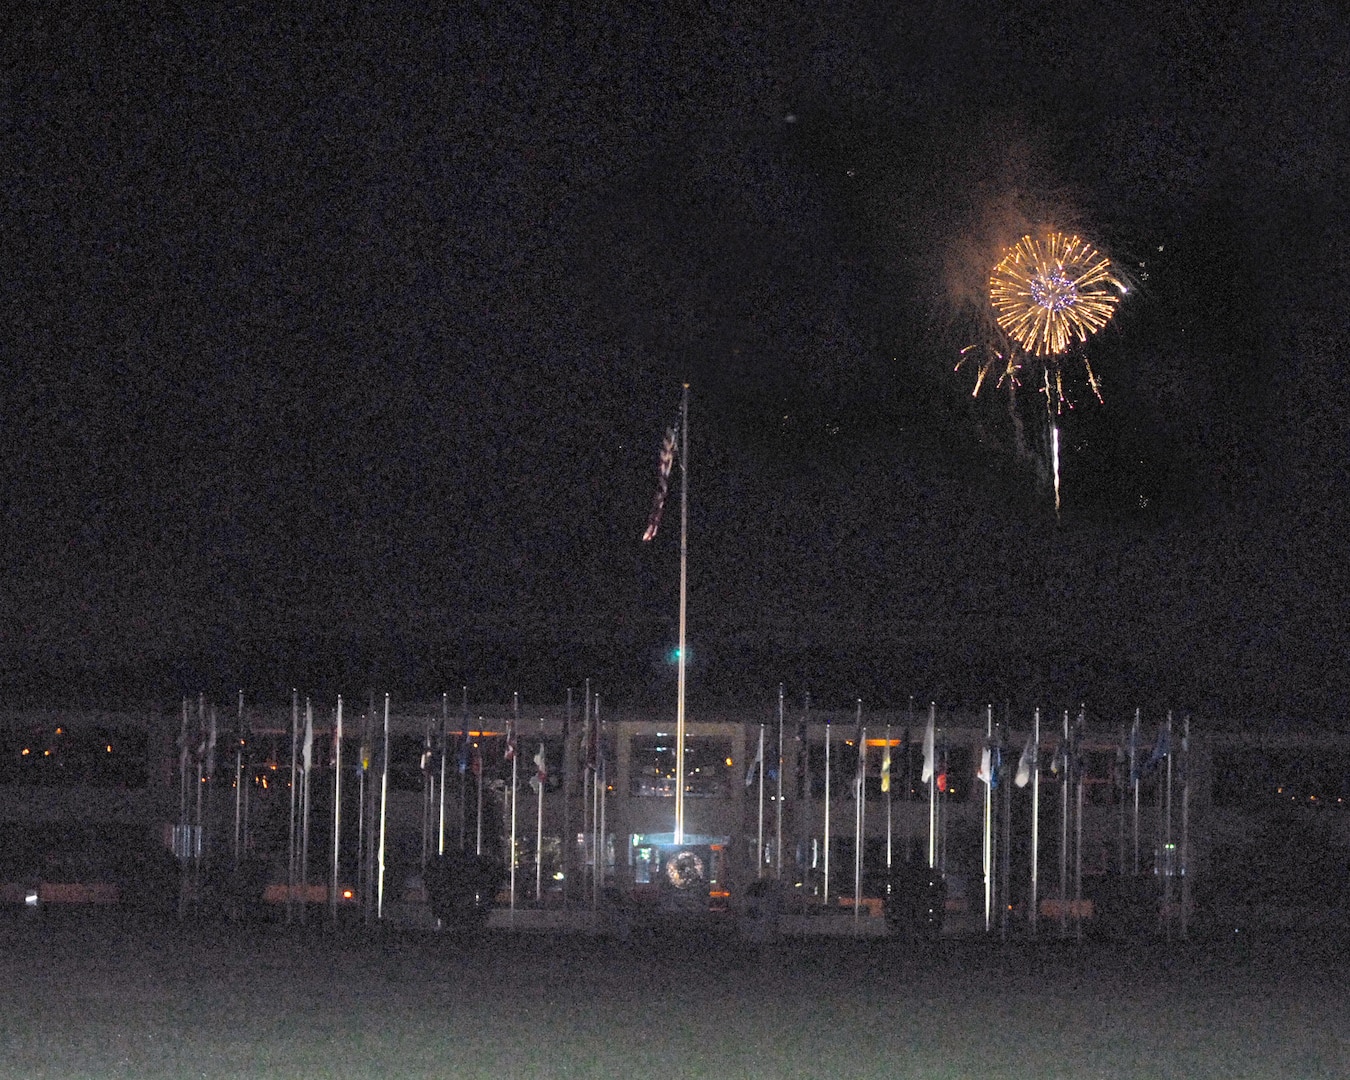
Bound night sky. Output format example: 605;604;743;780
2;5;1345;722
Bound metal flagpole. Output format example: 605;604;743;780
775;684;784;879
301;699;313;924
233;691;244;862
1000;718;1012;939
376;693;390;921
988;702;999;934
853;701;865;934
1074;707;1085;942
1163;710;1174;941
1030;707;1040;935
926;703;937;870
884;718;892;876
674;382;689;846
288;690;298;923
535;728;546;903
357;697;370;922
581;680;591;902
509;694;519;915
475;727;484;856
823;714;832;904
563;688;573;902
592;693;601;909
598;724;608;903
177;697;190;919
1180;714;1191;939
1059;709;1069;938
594;693;607;906
756;720;766;878
1131;707;1141;875
438;692;448;857
331;696;343;926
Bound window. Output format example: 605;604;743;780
629;735;733;797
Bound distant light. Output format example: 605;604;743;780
21;748;29;756
43;750;51;757
55;727;63;735
106;745;113;753
342;889;354;900
25;891;39;907
724;757;733;767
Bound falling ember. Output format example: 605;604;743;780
1051;423;1061;517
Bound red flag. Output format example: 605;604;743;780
641;426;678;542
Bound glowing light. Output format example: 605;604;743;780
990;233;1123;358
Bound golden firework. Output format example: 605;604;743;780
989;233;1124;358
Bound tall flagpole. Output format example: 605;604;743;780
563;688;573;902
376;693;390;921
1163;709;1174;941
884;717;893;875
988;702;999;934
331;696;343;925
438;692;448;857
287;691;298;923
775;684;784;879
1059;709;1070;938
509;693;519;915
1030;707;1041;935
535;722;546;903
1131;707;1141;875
675;382;689;846
300;699;313;924
823;714;832;904
853;700;865;934
1180;714;1191;939
926;703;937;870
233;691;244;862
755;720;766;878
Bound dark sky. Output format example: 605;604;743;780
2;4;1345;721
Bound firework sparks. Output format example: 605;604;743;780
989;232;1124;358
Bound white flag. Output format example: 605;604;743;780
1015;733;1036;788
302;702;314;774
921;713;935;783
745;726;764;788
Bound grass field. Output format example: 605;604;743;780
1;910;1346;1079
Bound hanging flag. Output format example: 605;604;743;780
921;713;936;783
853;728;867;799
471;746;482;777
881;738;892;794
531;743;548;794
978;745;992;786
936;745;948;794
1147;721;1170;771
641;425;678;542
746;725;764;788
504;720;517;762
1015;733;1036;788
301;704;313;775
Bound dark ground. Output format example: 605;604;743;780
0;909;1346;1078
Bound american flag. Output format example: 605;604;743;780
641;426;678;542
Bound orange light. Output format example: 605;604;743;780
55;727;63;734
342;889;354;900
106;745;113;753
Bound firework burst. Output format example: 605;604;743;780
990;232;1124;356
